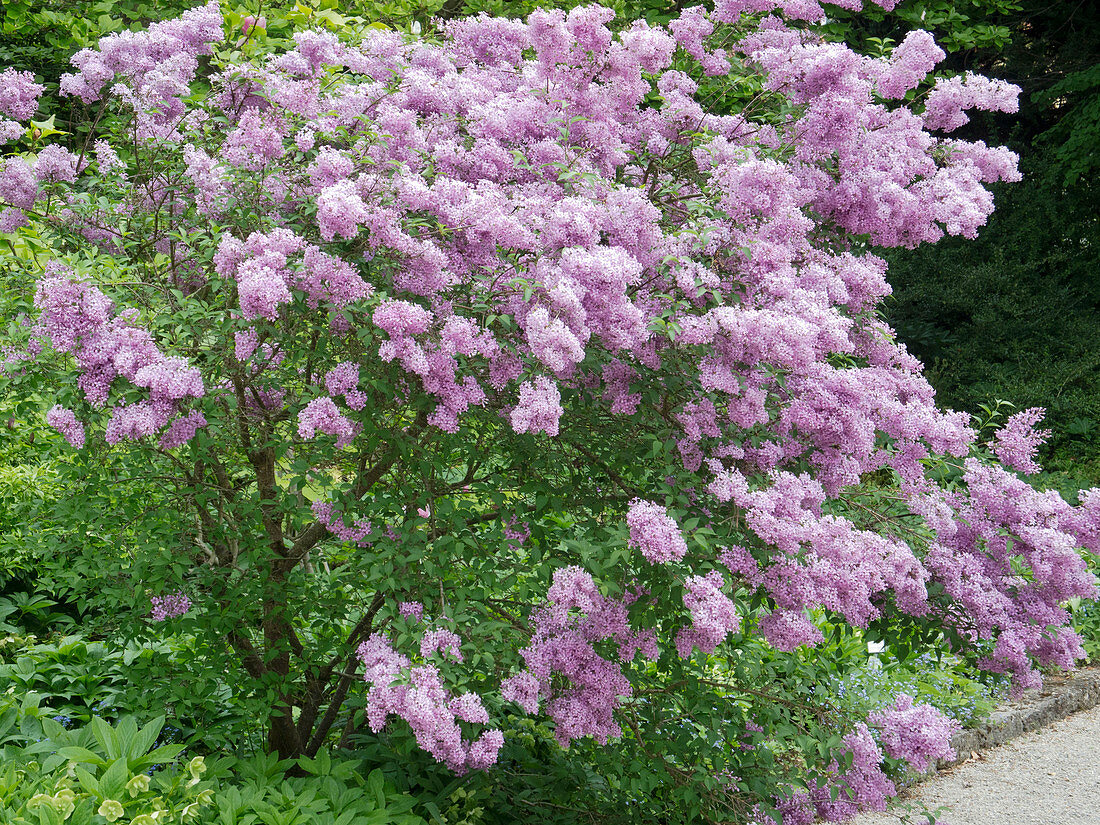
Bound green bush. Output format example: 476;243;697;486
829;650;1007;731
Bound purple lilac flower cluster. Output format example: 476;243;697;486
911;460;1098;689
27;263;205;448
0;68;43;146
504;519;530;550
311;499;372;545
357;633;503;773
992;407;1050;475
501;566;658;747
150;591;191;621
626;500;688;564
675;570;741;657
46;405;86;448
60;0;223;138
870;693;959;773
0;68;44;122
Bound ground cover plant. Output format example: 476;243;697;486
0;695;425;825
1;1;1099;823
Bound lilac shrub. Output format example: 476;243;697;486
2;0;1098;820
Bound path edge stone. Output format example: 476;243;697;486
944;667;1100;766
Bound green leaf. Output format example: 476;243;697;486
99;756;130;799
29;115;68;139
367;768;385;808
74;764;101;797
131;716;165;759
56;746;108;767
90;717;119;759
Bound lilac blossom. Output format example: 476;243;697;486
0;69;44;121
510;376;563;437
150;591;191;621
870;693;959;773
46;405;86;448
357;634;503;773
298;397;357;446
992;407;1050;475
626;500;688;564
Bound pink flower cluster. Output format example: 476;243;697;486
510;377;563;437
0;68;43;142
870;693;959;773
150;591;191;621
420;628;463;661
31;263;205;448
922;72;1020;132
909;460;1098;689
311;499;372;544
504;519;530;550
357;633;503;773
626;500;688;564
60;0;222;131
876;30;944;99
992;407;1050;475
372;300;499;433
298;397;358;448
324;362;367;410
712;471;929;650
675;570;741;657
712;0;898;24
502;566;657;747
213;229;371;321
0;68;44;122
46;405;85;448
810;724;896;820
750;722;899;824
0;145;79;227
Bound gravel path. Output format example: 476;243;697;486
849;704;1100;825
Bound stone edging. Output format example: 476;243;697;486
946;667;1100;765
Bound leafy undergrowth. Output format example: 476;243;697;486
828;649;1008;731
0;697;425;825
1070;550;1100;665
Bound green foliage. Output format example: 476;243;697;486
0;635;137;729
0;634;267;754
0;709;211;825
1032;63;1100;187
0;698;425;825
205;752;424;825
1070;550;1100;664
830;649;1006;730
820;0;1022;54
